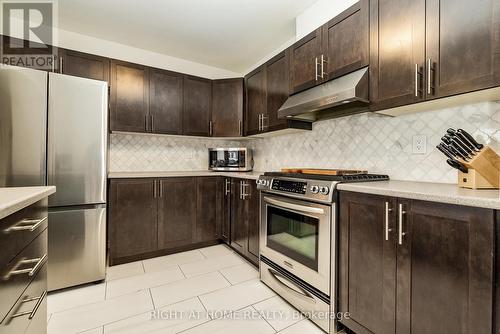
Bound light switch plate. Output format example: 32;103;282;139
412;135;427;154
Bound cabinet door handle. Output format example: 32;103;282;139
320;54;327;79
261;115;268;130
151;115;154;132
315;57;319;81
238;120;242;136
4;217;47;233
153;180;157;198
225;179;231;196
159;180;162;198
9;290;47;321
240;181;243;200
385;202;393;241
4;254;47;280
258;114;262;131
427;58;434;95
398;204;407;245
59;57;63;73
242;181;249;200
209;121;213;136
414;64;419;97
145;114;148;131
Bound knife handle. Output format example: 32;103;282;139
450;141;471;160
447;159;468;173
446;128;456;136
441;135;452;145
436;144;455;159
448;145;468;161
457;129;484;151
454;132;478;152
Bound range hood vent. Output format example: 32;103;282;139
278;67;370;122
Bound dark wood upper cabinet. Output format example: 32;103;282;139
150;69;183;135
339;190;495;334
183;75;212;136
158;178;196;250
369;0;426;111
212;78;244;137
110;60;150;133
289;28;323;94
245;66;266;136
196;177;222;243
339;191;397;334
322;0;369;80
396;200;494;334
265;50;289;131
425;0;500;100
59;49;110;82
109;179;158;261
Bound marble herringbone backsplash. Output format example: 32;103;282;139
109;102;500;184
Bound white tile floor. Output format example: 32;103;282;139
47;244;325;334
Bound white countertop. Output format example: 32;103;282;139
338;180;500;210
0;186;56;220
108;171;263;181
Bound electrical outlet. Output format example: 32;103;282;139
412;135;427;154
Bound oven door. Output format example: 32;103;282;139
260;193;332;295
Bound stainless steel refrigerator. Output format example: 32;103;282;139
0;65;108;291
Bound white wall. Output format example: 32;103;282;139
296;0;358;39
57;29;241;79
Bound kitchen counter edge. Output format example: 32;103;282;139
0;186;56;220
337;180;500;210
108;171;263;181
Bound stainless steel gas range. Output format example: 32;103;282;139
256;172;389;333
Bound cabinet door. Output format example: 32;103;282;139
110;60;150;132
396;200;494;334
109;179;157;260
183;75;212;136
425;0;500;99
339;191;397;334
369;0;426;111
322;0;369;80
231;179;247;254
265;50;289;131
196;177;221;243
59;49;110;82
289;28;323;94
245;66;266;136
212;78;244;137
220;178;232;244
244;180;260;265
158;178;195;250
149;69;183;135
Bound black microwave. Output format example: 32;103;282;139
208;148;253;171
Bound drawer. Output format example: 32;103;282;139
0;199;48;266
0;229;47;323
0;263;46;334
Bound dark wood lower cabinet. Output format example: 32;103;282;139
109;179;158;262
196;177;222;242
158;178;195;249
339;191;495;334
230;178;259;266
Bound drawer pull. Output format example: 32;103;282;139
4;254;47;280
4;217;47;233
10;290;47;320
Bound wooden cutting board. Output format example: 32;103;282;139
281;168;368;175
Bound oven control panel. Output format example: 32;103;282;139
256;175;337;203
271;179;307;194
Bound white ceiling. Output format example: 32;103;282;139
59;0;319;73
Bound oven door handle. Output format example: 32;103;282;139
267;268;317;305
264;197;325;215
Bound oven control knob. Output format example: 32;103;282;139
310;185;320;194
320;186;330;195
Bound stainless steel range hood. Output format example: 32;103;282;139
278;67;370;122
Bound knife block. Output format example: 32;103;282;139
458;146;500;189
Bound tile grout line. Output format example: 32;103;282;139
196;296;212;320
178;264;187;279
251;304;279;333
141;260;146;273
148;288;156;309
217;270;233;285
